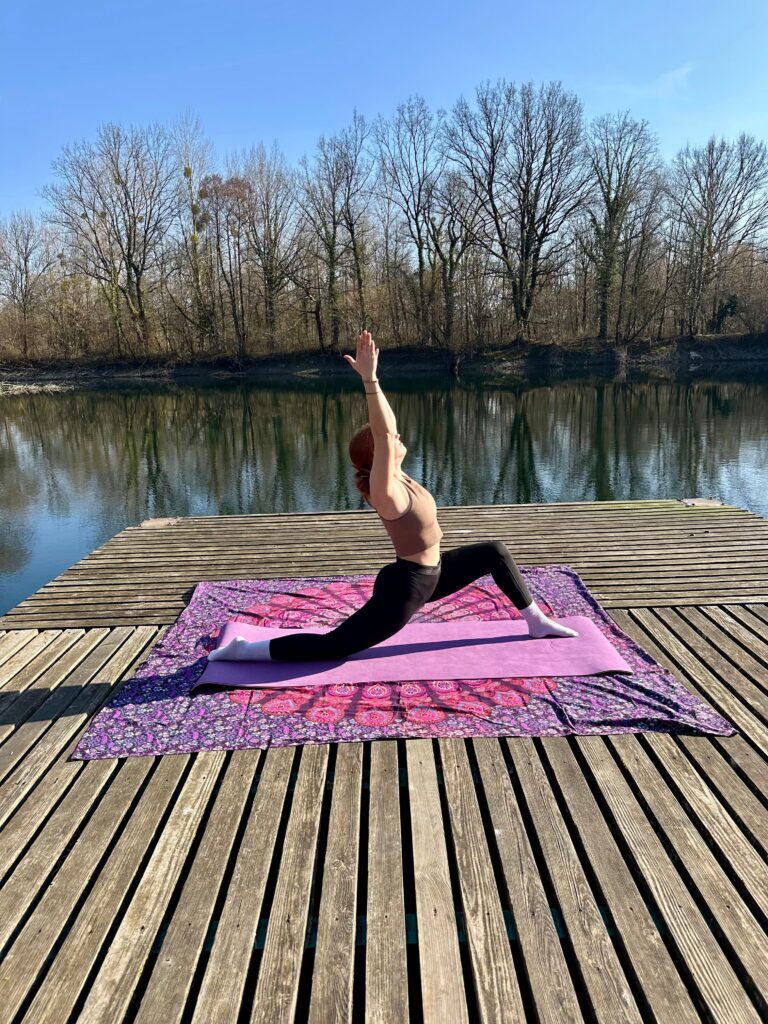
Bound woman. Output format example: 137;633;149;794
208;330;578;663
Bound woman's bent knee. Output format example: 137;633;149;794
487;540;509;559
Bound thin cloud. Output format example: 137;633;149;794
645;62;695;100
598;62;695;103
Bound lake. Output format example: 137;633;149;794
2;367;767;616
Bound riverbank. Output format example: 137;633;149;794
2;331;767;392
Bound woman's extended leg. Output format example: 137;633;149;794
210;561;440;662
427;541;578;638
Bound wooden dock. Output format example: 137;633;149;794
0;497;766;1022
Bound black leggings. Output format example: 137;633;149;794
268;540;535;661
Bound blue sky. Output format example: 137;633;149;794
2;0;767;215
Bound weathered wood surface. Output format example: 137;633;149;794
0;500;766;1022
2;499;768;628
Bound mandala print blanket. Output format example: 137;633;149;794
69;566;734;761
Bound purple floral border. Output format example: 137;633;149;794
69;564;734;761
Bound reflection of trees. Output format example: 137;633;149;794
2;375;768;586
0;422;35;575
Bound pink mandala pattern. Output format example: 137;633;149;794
69;567;734;762
224;577;559;725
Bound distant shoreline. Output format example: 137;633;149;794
1;332;767;392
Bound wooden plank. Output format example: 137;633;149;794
579;737;763;1024
0;627;164;878
109;524;765;557
0;628;156;822
615;736;768;1005
18;561;768;594
119;500;744;523
73;528;768;559
74;751;226;1023
18;583;768;608
609;609;768;752
88;508;768;529
438;738;525;1021
43;539;768;565
664;607;768;715
134;748;262;1023
0;629;70;691
742;603;768;627
19;522;768;556
190;746;295;1021
46;537;768;568
679;737;768;854
0;754;167;1022
31;558;768;583
714;734;768;790
406;739;468;1024
0;758;116;949
640;735;768;920
541;738;700;1022
15;580;768;603
2;502;768;628
7;586;767;616
251;743;329;1024
505;737;642;1022
11;544;768;571
0;628;39;670
472;737;582;1023
0;630;104;747
308;741;363;1024
86;537;767;564
367;740;413;1023
5;593;768;632
720;603;768;659
700;604;768;665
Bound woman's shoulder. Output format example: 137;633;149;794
373;474;412;521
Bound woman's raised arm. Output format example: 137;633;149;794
344;331;397;436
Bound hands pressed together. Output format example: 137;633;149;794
343;330;379;379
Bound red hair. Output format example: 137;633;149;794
349;423;375;506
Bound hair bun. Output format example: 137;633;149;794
353;466;372;504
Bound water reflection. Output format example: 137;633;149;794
2;370;767;614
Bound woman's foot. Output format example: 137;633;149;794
207;636;273;661
519;601;579;639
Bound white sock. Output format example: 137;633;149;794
519;600;579;639
207;636;273;661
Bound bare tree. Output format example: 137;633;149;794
5;85;768;364
580;111;660;339
43;122;180;357
427;168;480;368
374;96;446;347
338;110;376;329
297;134;347;349
168;112;217;355
667;133;768;333
0;212;57;359
447;79;591;342
199;174;251;360
613;168;669;341
242;143;301;351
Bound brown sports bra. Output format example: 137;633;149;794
376;473;444;559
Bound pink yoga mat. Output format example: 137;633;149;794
194;616;633;691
